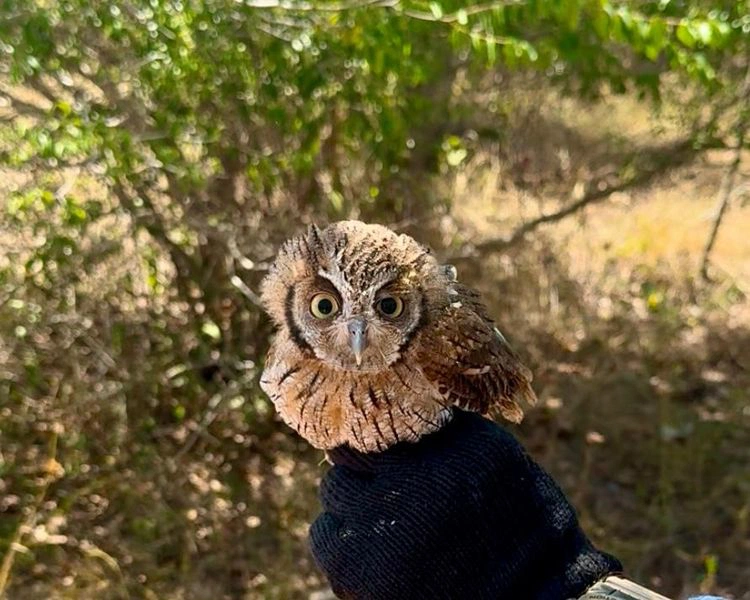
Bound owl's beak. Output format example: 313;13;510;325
347;317;368;366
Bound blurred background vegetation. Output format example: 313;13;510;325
1;0;749;598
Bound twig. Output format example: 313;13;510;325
172;375;254;462
0;431;62;597
0;93;49;119
255;22;296;42
54;167;81;201
448;138;697;260
226;238;271;273
698;142;745;281
394;0;527;23
244;0;395;11
230;275;263;308
698;64;750;281
732;181;750;206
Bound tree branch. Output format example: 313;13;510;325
0;90;50;118
112;180;200;290
698;145;742;282
244;0;396;11
0;431;62;596
698;63;750;282
447;138;700;260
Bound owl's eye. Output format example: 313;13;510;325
376;295;404;318
310;292;340;319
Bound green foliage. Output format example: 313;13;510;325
2;1;748;194
1;1;747;268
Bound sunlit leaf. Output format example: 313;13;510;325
201;320;221;340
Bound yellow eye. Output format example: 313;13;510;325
377;295;404;318
310;292;340;319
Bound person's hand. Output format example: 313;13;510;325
310;409;621;600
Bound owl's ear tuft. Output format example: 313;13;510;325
306;223;324;251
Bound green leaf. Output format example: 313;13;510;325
644;43;660;61
64;198;87;225
456;9;468;26
486;39;496;64
446;148;467;166
470;31;482;52
695;21;713;45
563;0;581;29
518;40;538;62
41;190;55;207
592;11;609;38
429;2;443;20
201;320;221;340
329;190;344;213
676;23;695;47
649;17;667;48
712;21;731;45
446;135;461;148
56;101;72;117
704;554;719;577
697;21;713;45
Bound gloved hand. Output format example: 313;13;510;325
310;409;621;600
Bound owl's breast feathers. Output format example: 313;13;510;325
260;333;451;452
261;283;535;452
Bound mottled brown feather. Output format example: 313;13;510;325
415;283;536;423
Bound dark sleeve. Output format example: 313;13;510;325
310;409;621;600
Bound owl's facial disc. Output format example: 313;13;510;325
336;286;420;371
293;276;422;372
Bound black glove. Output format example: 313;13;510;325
310;409;621;600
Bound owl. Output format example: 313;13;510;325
260;221;536;453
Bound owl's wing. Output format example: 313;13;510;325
416;284;537;423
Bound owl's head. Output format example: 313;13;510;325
262;221;449;372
